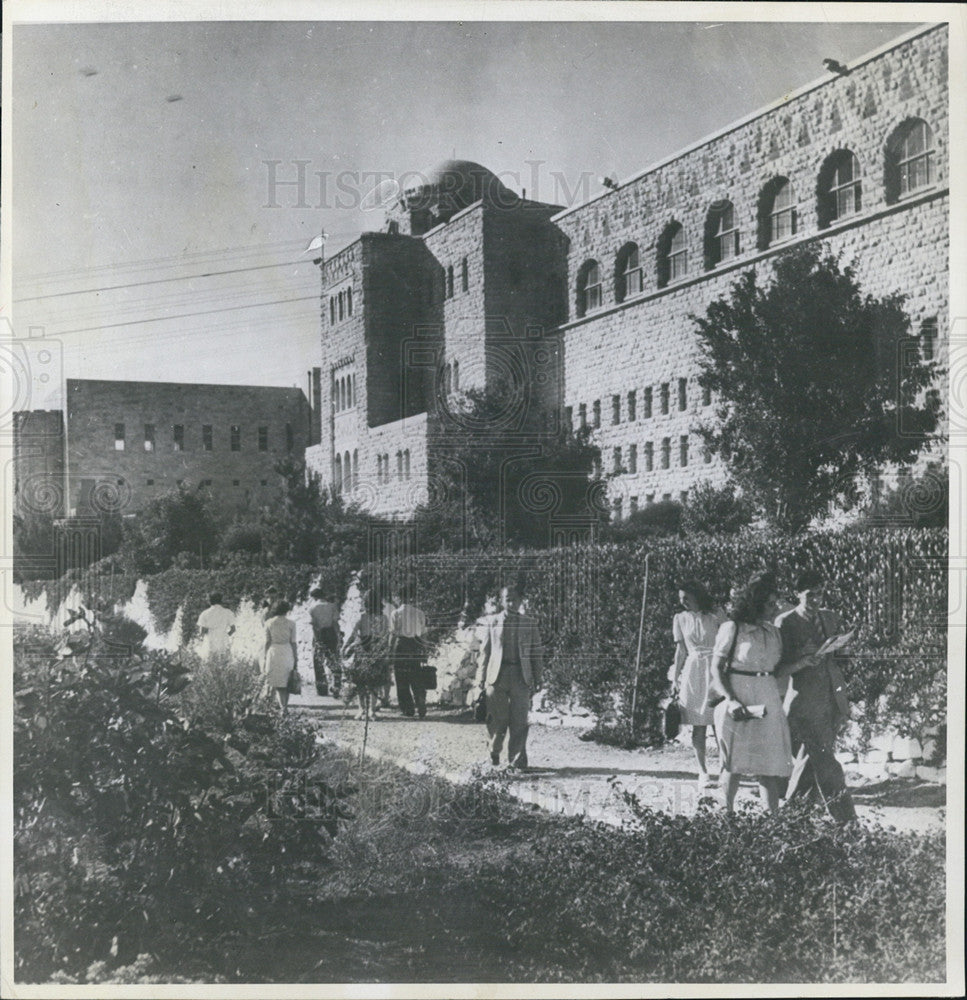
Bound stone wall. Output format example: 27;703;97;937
13;409;65;517
64;379;310;516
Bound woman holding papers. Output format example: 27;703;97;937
711;572;793;813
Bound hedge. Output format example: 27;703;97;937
363;527;947;742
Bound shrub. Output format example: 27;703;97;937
680;481;755;534
177;650;265;732
474;798;946;982
601;501;683;542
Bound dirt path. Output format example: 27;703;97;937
293;694;945;835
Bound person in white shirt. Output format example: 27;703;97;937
197;593;236;660
390;586;429;718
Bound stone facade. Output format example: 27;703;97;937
311;24;947;519
63;378;311;516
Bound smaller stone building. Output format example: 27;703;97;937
14;378;313;518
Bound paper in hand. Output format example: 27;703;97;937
816;629;855;656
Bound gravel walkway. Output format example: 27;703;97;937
292;692;945;835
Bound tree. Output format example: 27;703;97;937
693;244;940;532
413;378;606;549
680;481;755;535
120;483;220;574
258;457;376;567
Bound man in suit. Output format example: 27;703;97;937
775;570;856;823
476;584;544;769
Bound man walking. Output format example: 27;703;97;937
389;584;429;718
196;592;235;661
775;570;857;823
309;588;341;697
476;584;544;769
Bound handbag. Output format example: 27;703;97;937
419;665;437;690
287;668;302;695
474;689;488;722
663;700;682;740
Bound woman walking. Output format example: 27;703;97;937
710;572;792;812
670;580;726;789
343;590;390;721
263;600;298;715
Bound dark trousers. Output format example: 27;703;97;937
786;713;856;823
394;637;426;717
313;626;340;694
486;661;530;767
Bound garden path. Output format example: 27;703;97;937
292;693;945;836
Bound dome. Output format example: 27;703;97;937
400;159;514;220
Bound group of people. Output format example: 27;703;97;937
671;569;856;822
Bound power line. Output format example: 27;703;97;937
13;257;321;303
55;295;320;336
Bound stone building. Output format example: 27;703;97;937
308;22;946;522
14;379;313;520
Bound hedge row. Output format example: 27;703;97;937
21;527;946;741
361;527;947;741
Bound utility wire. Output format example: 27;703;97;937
55;295;320;336
14;258;321;303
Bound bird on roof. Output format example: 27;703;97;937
823;58;850;76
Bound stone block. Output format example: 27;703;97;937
916;765;945;783
920;739;938;761
886;759;917;778
891;736;922;760
835;751;857;765
861;749;890;764
846;761;890;783
869;733;894;753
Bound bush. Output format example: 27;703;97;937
475;797;946;982
680;481;755;534
601;501;683;542
13;623;343;982
177;650;265;732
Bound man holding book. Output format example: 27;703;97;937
775;570;857;822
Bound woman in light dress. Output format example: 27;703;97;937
263;600;298;714
670;580;726;789
710;571;792;813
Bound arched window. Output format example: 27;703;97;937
452;360;460;392
344;451;352;490
657;222;687;288
329;297;336;325
818;150;862;228
446;265;454;299
704;201;739;270
576;259;602;317
404;449;411;480
615;243;642;303
351;374;356;406
885;118;936;203
338;291;345;321
757;177;797;249
334;454;342;491
396;450;403;480
352;450;358;486
347;287;353;316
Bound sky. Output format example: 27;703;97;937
9;11;924;409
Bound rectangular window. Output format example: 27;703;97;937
230;426;241;452
702;384;712;407
260;479;268;487
614;497;623;521
613;446;622;474
612;394;621;424
644;441;654;472
461;257;469;292
258;426;269;452
146;478;154;486
564;405;573;430
286;423;294;452
662;492;672;502
143;424;155;452
202;425;213;451
921;318;937;361
680;435;689;467
593;456;602;479
646;493;655;505
661;437;671;470
173;425;184;452
446;265;454;299
592;400;601;429
630;496;638;514
201;479;212;487
643;387;652;419
627;390;636;422
232;479;240;487
678;378;687;412
579;403;587;429
704;444;712;465
660;383;670;415
680;490;689;504
114;423;125;451
628;444;638;474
